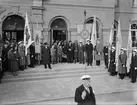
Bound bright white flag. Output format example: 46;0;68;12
91;15;97;47
77;24;92;43
115;18;122;72
126;23;132;73
109;24;114;46
34;30;41;53
24;11;34;55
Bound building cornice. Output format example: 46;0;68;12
44;3;114;10
31;6;45;10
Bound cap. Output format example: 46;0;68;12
112;46;115;50
79;40;82;43
81;75;91;80
121;48;124;50
86;39;90;41
132;47;136;52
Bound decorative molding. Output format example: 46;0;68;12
115;11;137;14
44;3;114;10
31;6;45;10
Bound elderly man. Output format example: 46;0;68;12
74;75;96;105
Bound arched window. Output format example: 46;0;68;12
131;22;137;47
85;17;101;39
113;21;118;46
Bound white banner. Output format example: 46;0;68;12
34;30;41;53
77;24;92;43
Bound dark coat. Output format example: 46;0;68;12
94;43;102;61
103;46;108;58
75;85;96;105
118;53;127;74
85;43;93;57
108;50;116;73
10;51;19;72
41;46;51;64
130;55;137;83
30;45;35;66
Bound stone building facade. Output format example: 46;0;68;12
0;0;137;47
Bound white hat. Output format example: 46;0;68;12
81;75;91;80
79;40;82;43
112;46;115;50
86;39;90;41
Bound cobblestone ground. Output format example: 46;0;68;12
0;63;137;105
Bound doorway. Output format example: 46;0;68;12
53;29;67;42
50;18;67;44
2;15;25;43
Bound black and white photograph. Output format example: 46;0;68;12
0;0;137;105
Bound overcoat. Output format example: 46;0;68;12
10;51;19;72
41;46;51;64
18;45;26;66
108;50;116;73
94;43;102;60
130;55;137;83
118;53;127;74
75;85;96;105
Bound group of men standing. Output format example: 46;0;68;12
105;43;137;83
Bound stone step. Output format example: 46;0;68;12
2;70;107;83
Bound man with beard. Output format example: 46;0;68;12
74;75;96;105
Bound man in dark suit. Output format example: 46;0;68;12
130;48;137;83
41;42;52;69
85;39;93;66
108;46;116;76
74;75;96;105
103;42;109;69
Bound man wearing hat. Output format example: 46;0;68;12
85;39;93;66
103;42;109;69
75;75;96;105
94;38;102;66
118;48;127;79
130;48;137;83
41;42;52;69
108;46;116;76
78;41;84;64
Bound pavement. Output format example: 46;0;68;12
0;63;137;105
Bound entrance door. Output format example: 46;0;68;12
50;18;67;44
53;29;67;42
2;15;25;43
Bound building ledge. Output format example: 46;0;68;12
31;6;45;10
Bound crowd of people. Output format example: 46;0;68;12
0;38;137;84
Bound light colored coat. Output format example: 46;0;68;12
118;53;127;74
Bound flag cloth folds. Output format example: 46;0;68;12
126;23;132;73
24;11;34;55
115;18;122;72
108;24;114;67
34;30;41;53
91;15;97;47
109;24;114;46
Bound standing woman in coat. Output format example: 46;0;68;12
94;39;102;66
118;48;127;79
41;42;52;69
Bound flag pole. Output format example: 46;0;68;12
84;10;87;74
